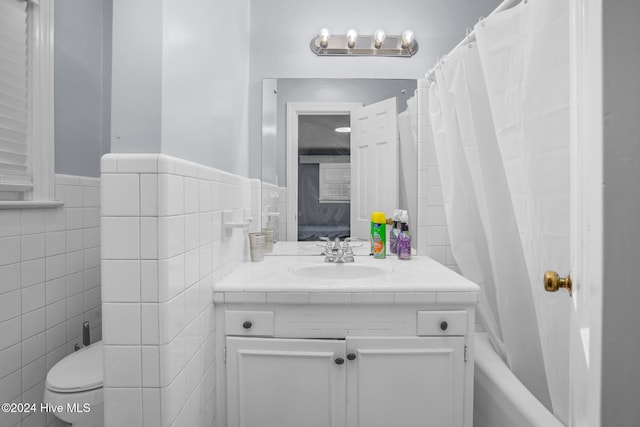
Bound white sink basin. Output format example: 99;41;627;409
290;263;391;280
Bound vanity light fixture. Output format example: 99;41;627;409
318;28;331;48
310;28;418;57
373;29;386;49
401;30;415;49
346;29;358;48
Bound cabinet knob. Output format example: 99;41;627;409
335;357;345;365
242;321;253;329
440;321;448;331
347;353;357;361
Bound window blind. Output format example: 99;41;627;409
0;0;30;190
319;163;351;203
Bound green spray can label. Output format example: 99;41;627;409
371;222;386;259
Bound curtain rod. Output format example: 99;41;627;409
425;0;522;80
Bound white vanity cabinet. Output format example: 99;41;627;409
226;334;465;427
213;254;479;427
226;337;346;427
345;336;465;427
216;303;475;427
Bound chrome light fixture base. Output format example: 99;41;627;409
310;33;418;57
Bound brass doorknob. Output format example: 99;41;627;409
544;271;572;296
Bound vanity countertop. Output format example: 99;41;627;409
214;243;479;305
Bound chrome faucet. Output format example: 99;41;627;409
320;237;355;263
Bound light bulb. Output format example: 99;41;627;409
318;28;330;48
373;29;385;49
401;30;415;49
346;29;358;48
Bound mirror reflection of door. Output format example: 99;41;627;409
297;115;352;241
295;97;399;242
350;97;399;241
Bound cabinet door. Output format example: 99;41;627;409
226;337;346;427
345;336;465;427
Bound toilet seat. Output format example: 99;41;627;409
44;386;103;407
46;341;103;393
44;341;104;427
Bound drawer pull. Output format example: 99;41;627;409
417;310;466;336
347;353;357;361
335;357;345;365
242;321;253;329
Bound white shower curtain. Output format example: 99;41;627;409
398;94;418;237
428;0;570;422
430;48;552;412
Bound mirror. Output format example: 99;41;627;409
261;78;418;245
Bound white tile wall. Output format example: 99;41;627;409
101;154;254;427
416;79;459;273
0;175;102;427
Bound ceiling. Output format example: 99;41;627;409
298;115;351;152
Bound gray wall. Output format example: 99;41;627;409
107;0;500;179
109;0;252;177
56;0;501;180
159;0;251;175
602;0;640;424
109;0;162;155
249;0;503;178
55;0;112;177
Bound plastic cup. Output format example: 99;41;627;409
261;228;274;253
248;233;265;262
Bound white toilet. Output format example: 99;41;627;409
44;341;104;427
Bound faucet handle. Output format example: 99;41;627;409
341;238;353;253
344;236;361;246
318;237;333;255
341;238;355;262
343;237;364;249
319;236;332;247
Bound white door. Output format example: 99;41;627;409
567;0;602;425
226;337;346;427
350;98;399;240
286;102;362;241
345;336;465;427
